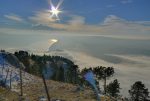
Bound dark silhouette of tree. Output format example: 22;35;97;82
14;51;30;70
81;67;92;75
72;65;79;84
129;81;150;101
0;50;5;52
66;64;79;84
106;79;121;97
93;66;114;94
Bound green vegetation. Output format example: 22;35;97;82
106;79;121;97
81;67;115;94
129;81;150;101
14;51;79;84
93;66;114;94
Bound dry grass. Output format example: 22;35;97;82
22;77;96;101
0;87;18;101
0;77;115;101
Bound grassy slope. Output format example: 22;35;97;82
22;77;96;101
0;77;113;101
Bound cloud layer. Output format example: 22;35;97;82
27;11;150;39
1;9;150;40
49;50;150;96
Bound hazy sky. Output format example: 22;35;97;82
0;0;150;49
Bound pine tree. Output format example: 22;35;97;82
93;66;114;94
129;81;150;101
106;79;121;97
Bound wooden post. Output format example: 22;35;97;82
10;70;12;90
42;74;50;101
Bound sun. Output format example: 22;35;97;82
49;0;63;20
50;6;61;16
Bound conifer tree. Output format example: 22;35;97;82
129;81;150;101
106;79;121;97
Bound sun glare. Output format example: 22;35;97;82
51;39;58;43
50;6;61;16
49;0;63;20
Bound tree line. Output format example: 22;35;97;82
14;50;79;84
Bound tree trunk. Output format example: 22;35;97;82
104;76;106;94
135;88;139;101
42;74;51;101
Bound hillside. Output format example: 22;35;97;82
1;77;115;101
0;51;96;101
19;77;97;101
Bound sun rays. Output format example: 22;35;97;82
49;0;63;21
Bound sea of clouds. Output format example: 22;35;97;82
24;36;150;97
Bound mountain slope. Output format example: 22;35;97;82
0;52;35;91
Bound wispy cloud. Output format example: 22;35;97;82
4;14;24;22
1;11;150;40
30;11;148;32
28;11;150;40
29;11;102;32
29;10;56;24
